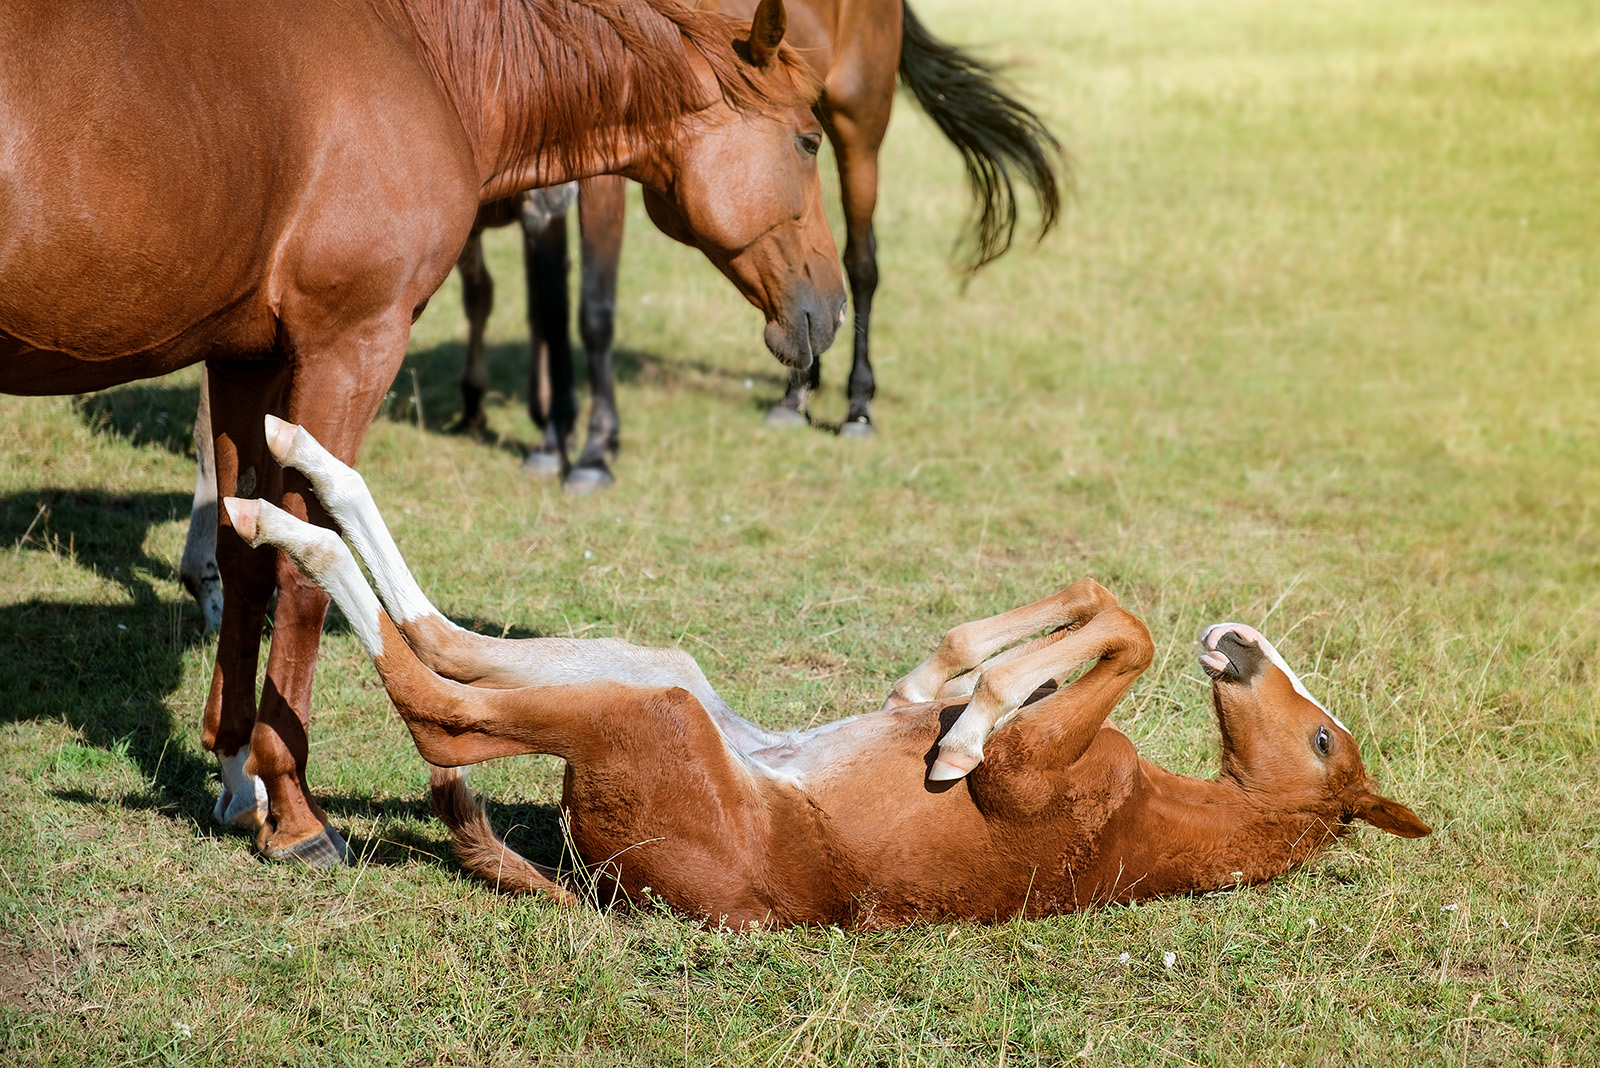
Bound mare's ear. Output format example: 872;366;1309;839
1352;791;1432;838
745;0;787;68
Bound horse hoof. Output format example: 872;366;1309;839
764;405;808;428
839;416;875;439
265;826;351;868
521;450;563;479
564;466;615;496
447;414;488;436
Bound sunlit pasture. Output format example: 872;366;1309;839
3;0;1597;1063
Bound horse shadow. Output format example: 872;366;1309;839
390;339;792;441
1;488;566;875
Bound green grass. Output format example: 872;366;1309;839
3;0;1599;1062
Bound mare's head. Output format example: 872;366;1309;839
1199;623;1431;840
633;0;844;368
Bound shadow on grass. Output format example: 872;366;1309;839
386;339;793;440
73;378;202;458
3;488;566;877
1;491;218;828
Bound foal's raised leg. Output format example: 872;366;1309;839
937;606;1153;780
261;416;783;749
886;579;1119;707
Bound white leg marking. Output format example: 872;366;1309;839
214;747;267;829
264;416;441;626
224;496;386;658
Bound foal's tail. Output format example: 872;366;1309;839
897;0;1065;269
429;766;577;902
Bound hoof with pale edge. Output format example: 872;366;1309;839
565;465;614;495
265;826;352;868
522;450;563;479
839;417;875;439
928;749;981;782
764;405;807;428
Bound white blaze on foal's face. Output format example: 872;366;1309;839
1198;623;1359;790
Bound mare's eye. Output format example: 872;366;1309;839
1315;726;1331;757
797;133;822;157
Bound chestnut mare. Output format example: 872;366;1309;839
0;0;846;864
228;418;1431;926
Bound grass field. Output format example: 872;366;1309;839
4;0;1599;1063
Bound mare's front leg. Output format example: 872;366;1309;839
565;174;626;494
179;366;223;635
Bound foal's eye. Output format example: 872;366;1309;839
1315;726;1331;757
797;133;822;157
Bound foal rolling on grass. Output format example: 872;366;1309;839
226;417;1430;927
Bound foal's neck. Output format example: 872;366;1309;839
398;0;710;196
1116;761;1342;896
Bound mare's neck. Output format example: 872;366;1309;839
397;0;706;198
1109;760;1342;898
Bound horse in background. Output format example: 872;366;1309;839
3;0;844;864
231;416;1431;926
448;0;1065;489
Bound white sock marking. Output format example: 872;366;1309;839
214;747;267;828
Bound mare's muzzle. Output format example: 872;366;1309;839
764;283;846;369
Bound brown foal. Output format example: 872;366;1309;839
0;0;845;863
227;419;1431;927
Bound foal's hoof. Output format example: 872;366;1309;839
764;404;808;428
264;826;352;868
522;449;564;479
564;465;615;496
928;748;981;782
839;416;875;439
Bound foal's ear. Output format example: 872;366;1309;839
746;0;787;68
1351;791;1432;838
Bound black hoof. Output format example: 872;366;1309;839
765;405;808;428
839;416;875;439
447;413;488;436
564;465;615;496
522;450;564;479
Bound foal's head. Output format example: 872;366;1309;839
1200;623;1431;839
635;0;845;368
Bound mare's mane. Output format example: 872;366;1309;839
393;0;821;175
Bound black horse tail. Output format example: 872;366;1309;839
897;0;1065;269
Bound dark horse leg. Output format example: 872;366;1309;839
454;227;493;433
521;188;578;478
766;15;898;436
565;174;627;495
204;316;410;864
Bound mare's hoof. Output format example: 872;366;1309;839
564;466;615;496
839;416;875;439
185;574;223;636
765;405;808;428
522;450;563;479
265;826;352;868
447;413;488;436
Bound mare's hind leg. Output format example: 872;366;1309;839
179;367;224;635
566;175;626;494
454;227;493;432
